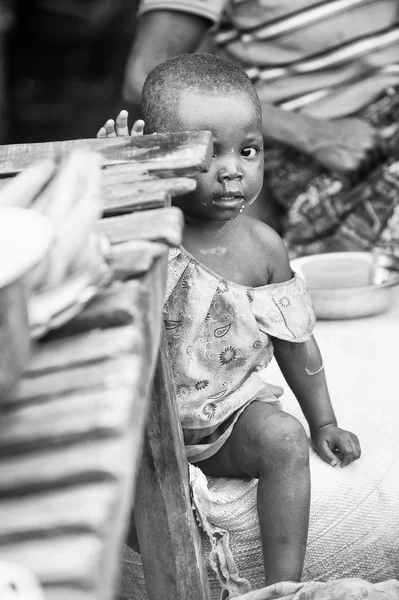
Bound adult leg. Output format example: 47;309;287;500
199;401;310;586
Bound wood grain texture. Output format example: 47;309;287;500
134;345;210;600
110;241;170;281
0;252;170;600
101;177;195;216
0;131;207;217
0;131;213;176
99;207;184;246
102;165;153;186
102;189;170;217
104;177;196;201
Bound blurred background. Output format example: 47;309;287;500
0;0;141;144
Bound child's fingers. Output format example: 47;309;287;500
103;119;117;138
115;110;130;137
97;126;107;138
350;434;361;461
315;439;339;467
131;119;145;136
336;439;355;468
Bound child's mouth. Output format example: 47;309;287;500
214;179;245;209
213;196;244;209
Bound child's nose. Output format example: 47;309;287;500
217;160;243;183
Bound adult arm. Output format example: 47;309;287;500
123;9;213;104
261;106;382;178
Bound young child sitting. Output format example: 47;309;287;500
98;54;361;587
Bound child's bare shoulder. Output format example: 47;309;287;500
241;215;292;283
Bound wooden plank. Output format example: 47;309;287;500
45;259;168;338
110;241;170;282
40;231;179;338
0;483;114;541
44;281;146;336
102;190;170;217
99;207;183;246
0;438;131;496
26;326;139;374
102;177;195;216
0;378;135;452
10;357;137;407
0;131;213;176
134;344;210;600
104;177;196;199
102;165;153;186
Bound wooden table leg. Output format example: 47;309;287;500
134;343;210;600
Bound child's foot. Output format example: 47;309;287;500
96;110;144;138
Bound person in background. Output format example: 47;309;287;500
121;0;399;258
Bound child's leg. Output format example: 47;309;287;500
199;401;310;586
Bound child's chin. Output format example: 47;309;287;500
210;207;242;219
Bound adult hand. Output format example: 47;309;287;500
96;110;144;138
308;117;387;183
261;105;391;184
311;424;361;468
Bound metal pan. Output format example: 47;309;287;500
291;252;399;320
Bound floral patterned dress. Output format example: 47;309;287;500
164;247;316;463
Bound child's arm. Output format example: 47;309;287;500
265;228;361;468
272;336;360;467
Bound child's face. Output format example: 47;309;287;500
170;90;264;222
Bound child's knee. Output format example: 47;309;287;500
253;412;309;473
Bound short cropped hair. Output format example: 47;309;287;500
141;53;262;134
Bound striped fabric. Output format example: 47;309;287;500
138;0;399;118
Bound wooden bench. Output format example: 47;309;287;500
0;132;212;600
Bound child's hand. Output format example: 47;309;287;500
96;110;145;138
311;425;361;468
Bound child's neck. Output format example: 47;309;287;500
181;212;268;288
182;214;242;255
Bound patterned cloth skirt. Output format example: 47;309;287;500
263;86;399;258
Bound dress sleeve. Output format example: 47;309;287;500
137;0;228;26
254;276;316;343
272;275;316;342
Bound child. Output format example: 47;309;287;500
98;54;361;587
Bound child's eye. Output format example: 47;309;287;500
241;147;258;159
